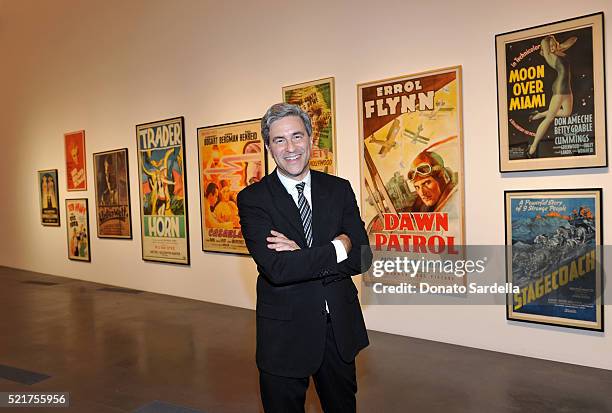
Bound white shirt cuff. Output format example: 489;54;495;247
331;239;348;263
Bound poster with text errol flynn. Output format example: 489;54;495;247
136;117;190;265
496;12;607;172
358;66;465;287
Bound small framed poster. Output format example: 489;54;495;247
38;169;60;226
66;198;91;262
93;148;132;239
65;130;87;190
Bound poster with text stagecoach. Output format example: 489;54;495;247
136;117;190;265
358;66;465;287
496;12;607;172
504;189;603;331
198;119;264;254
281;77;337;175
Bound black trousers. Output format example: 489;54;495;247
259;316;357;413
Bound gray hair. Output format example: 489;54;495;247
261;103;312;146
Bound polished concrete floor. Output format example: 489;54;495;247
1;266;611;413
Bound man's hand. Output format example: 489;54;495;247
334;233;352;254
267;230;300;251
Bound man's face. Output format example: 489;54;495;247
413;176;442;207
267;116;312;181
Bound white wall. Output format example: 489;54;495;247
1;0;610;369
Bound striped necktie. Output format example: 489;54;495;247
295;182;313;247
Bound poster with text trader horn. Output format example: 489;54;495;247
198;119;264;254
136;117;190;265
358;66;465;288
504;189;603;331
496;12;607;172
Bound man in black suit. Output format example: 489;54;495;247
237;103;372;412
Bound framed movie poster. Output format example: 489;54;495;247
496;12;607;172
64;130;87;190
65;198;91;262
278;77;337;175
504;189;603;331
38;169;60;226
198;119;264;254
358;66;465;287
93;148;132;239
136;117;190;265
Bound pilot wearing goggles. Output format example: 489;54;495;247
407;151;457;213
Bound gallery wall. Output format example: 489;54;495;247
1;0;611;369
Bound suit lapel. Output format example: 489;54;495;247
310;171;332;247
266;170;307;246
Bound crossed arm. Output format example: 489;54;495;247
237;181;372;286
267;230;351;254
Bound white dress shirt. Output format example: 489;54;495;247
275;170;348;262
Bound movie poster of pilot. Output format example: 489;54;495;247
505;189;602;331
198;119;264;254
38;169;60;226
93;148;132;239
496;13;606;172
64;130;87;191
136;117;190;265
358;67;465;287
65;198;91;262
280;77;336;175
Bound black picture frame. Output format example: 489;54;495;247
504;188;603;331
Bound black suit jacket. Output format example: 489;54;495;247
237;169;373;378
